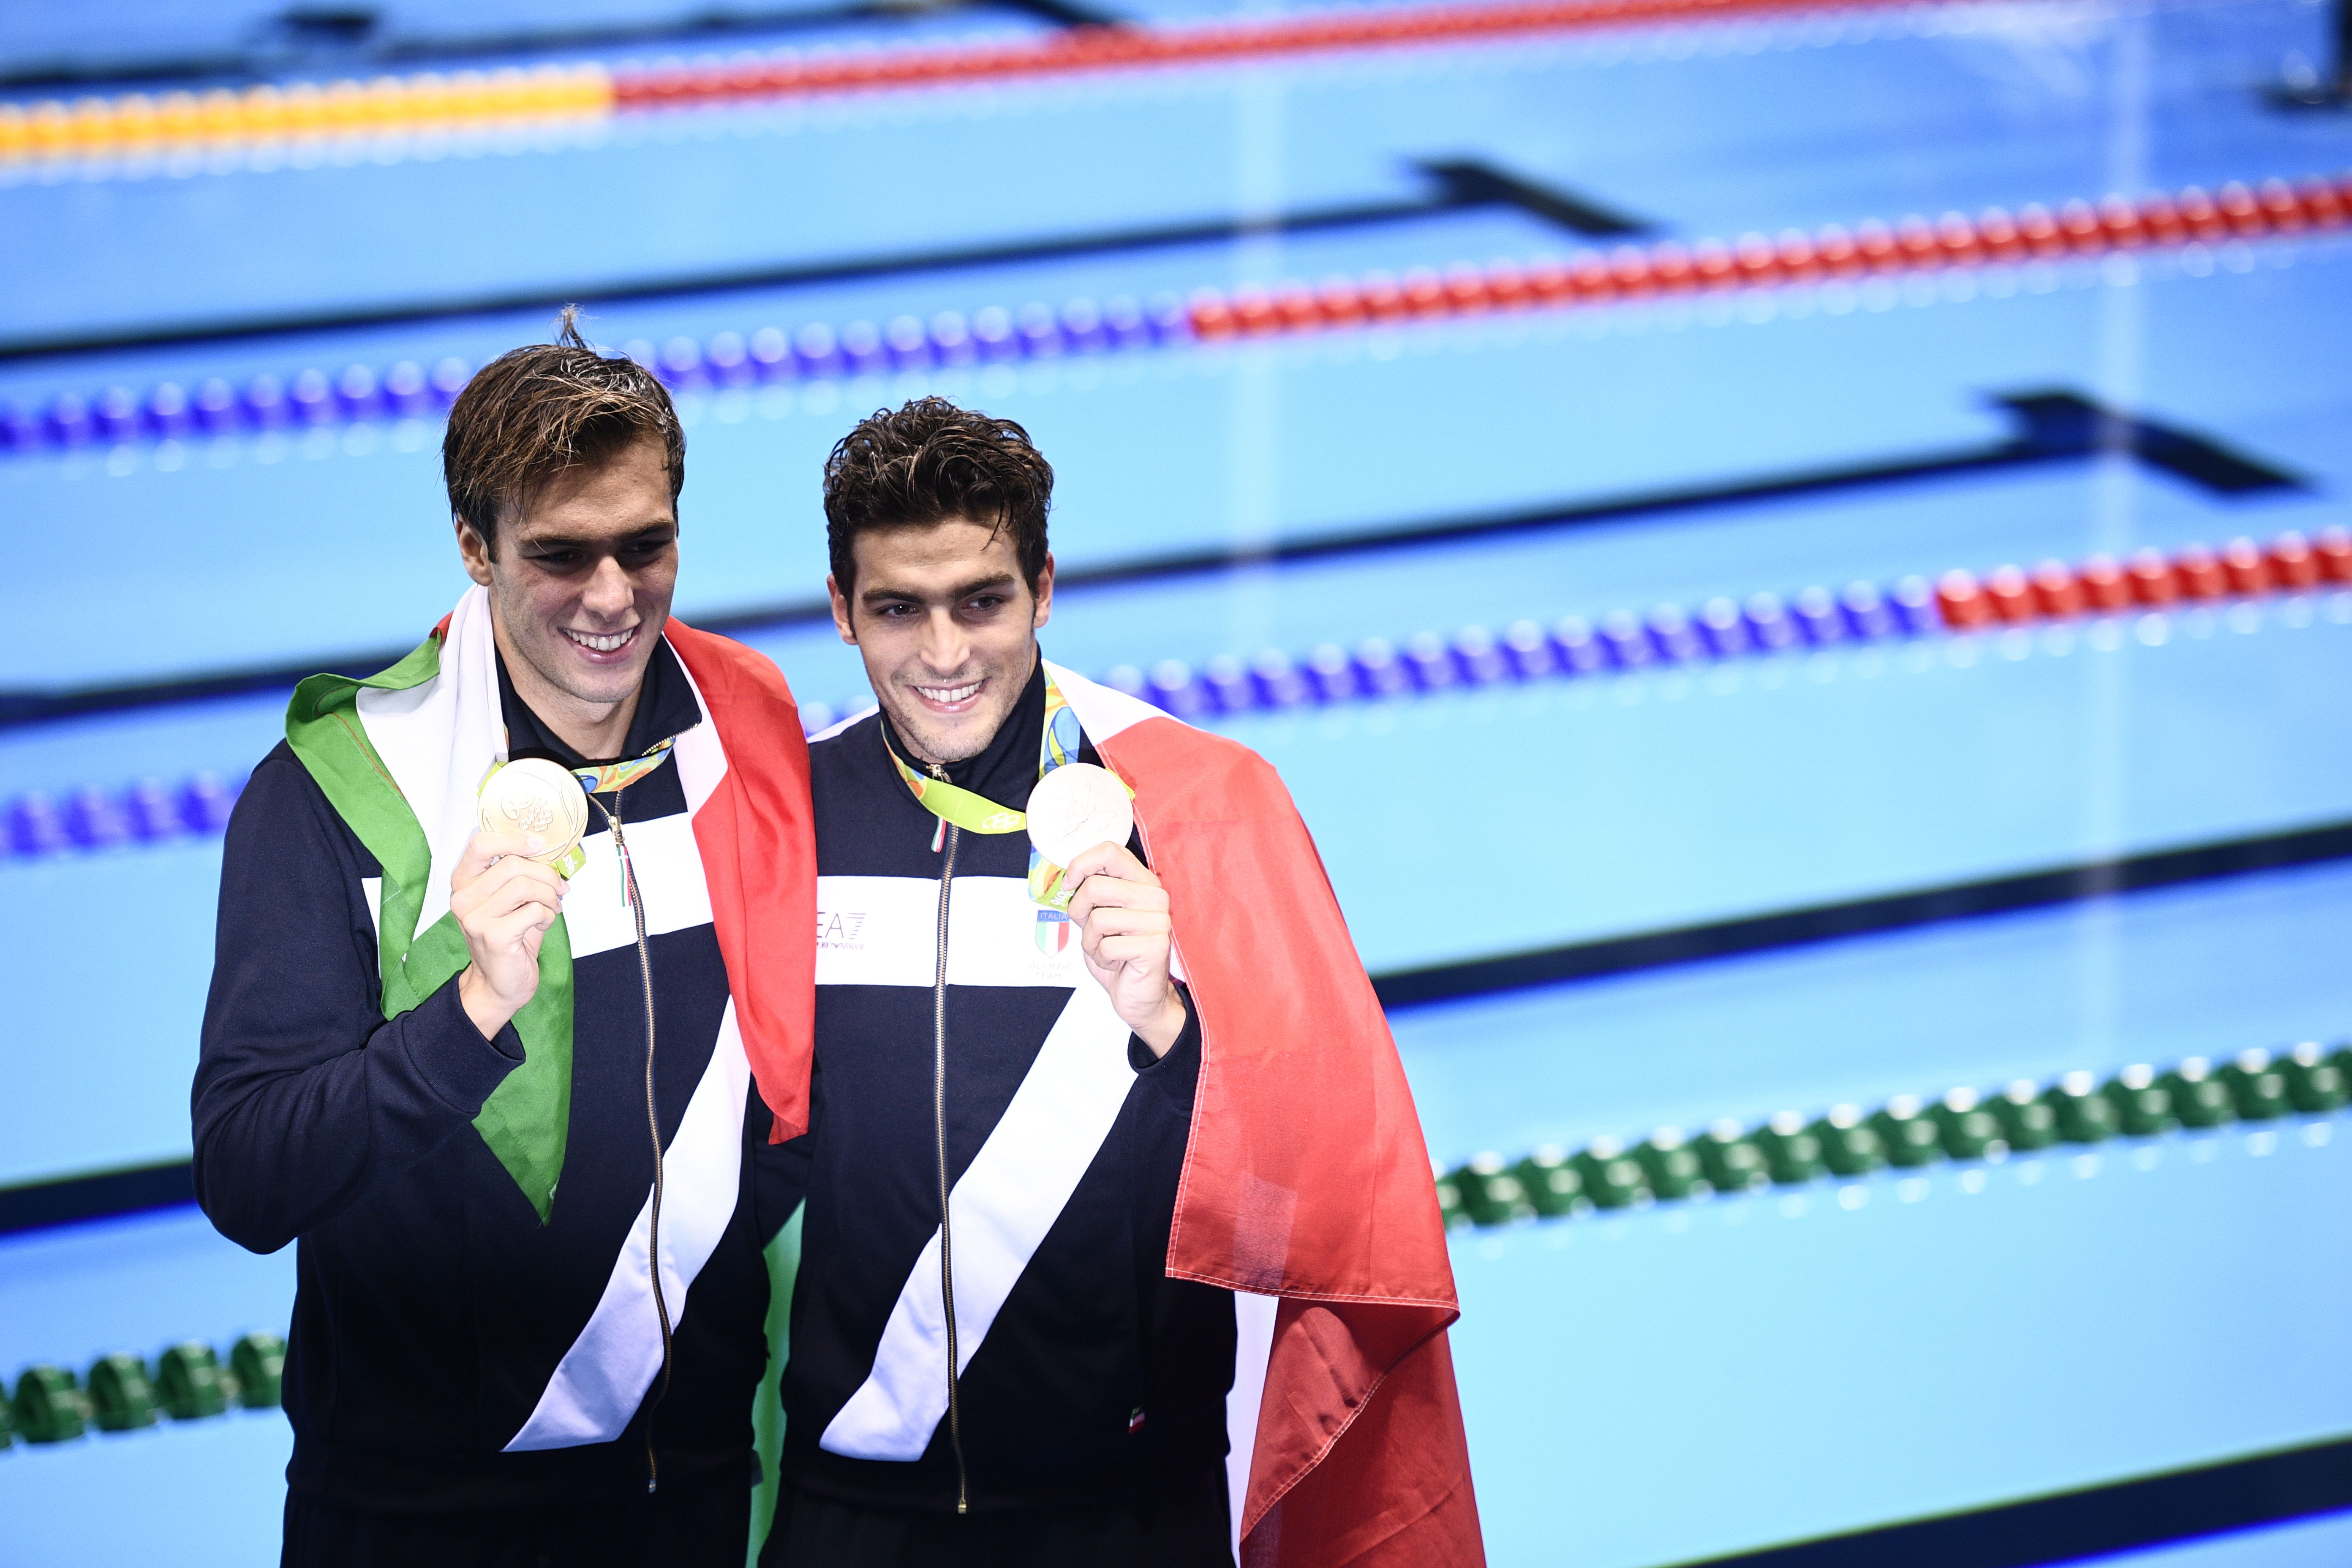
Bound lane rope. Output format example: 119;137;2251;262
4;169;2345;459
7;528;2347;863
3;1332;285;1446
0;0;2046;164
1440;1043;2352;1225
0;65;611;163
1179;174;2352;340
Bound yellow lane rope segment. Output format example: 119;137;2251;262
0;63;613;163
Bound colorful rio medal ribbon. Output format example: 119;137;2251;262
477;757;590;878
882;748;1026;836
1024;675;1121;915
879;671;1135;914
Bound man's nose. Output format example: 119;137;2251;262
917;608;972;672
581;555;634;621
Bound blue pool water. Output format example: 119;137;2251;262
4;0;2349;1560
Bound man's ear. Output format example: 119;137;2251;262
1031;552;1055;630
456;515;495;588
827;573;859;646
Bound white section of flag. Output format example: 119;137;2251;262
1227;1292;1279;1557
1043;660;1175;747
666;656;728;814
354;585;503;945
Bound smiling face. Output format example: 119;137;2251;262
829;518;1054;767
459;434;680;759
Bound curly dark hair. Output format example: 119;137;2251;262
442;305;684;555
822;397;1052;593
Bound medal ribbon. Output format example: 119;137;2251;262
485;734;682;880
570;738;677;798
882;673;1129;909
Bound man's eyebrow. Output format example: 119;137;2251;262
860;572;1018;605
514;521;677;551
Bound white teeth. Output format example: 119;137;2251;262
566;629;633;653
918;681;980;704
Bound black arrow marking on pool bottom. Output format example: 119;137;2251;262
1993;390;2303;495
0;389;2307;729
0;158;1647;363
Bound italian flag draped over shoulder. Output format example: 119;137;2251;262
1053;662;1484;1568
285;587;817;1219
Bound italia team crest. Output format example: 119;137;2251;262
1035;910;1073;955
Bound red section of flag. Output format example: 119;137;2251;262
667;619;819;1141
1099;715;1483;1568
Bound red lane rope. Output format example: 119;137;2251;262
1184;173;2352;340
612;0;1921;106
12;530;2348;850
1936;533;2352;630
10;169;2345;457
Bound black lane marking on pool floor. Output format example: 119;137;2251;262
1374;817;2352;1010
1220;389;2306;579
0;389;2303;730
0;158;1644;362
8;819;2350;1234
1411;158;1649;235
2262;0;2352;111
1010;391;2308;594
1673;1435;2352;1568
0;1159;193;1238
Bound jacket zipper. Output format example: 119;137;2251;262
593;789;673;1494
929;763;971;1515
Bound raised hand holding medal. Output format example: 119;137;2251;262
476;757;590;877
450;759;583;1041
1036;775;1187;1059
1060;838;1186;1058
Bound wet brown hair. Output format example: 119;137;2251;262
442;306;684;554
822;397;1052;593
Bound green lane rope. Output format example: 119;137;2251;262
1440;1042;2352;1228
5;1333;283;1448
5;1042;2342;1454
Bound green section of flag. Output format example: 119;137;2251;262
283;632;574;1222
747;1203;803;1566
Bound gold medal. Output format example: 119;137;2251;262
1024;762;1135;870
478;757;590;877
